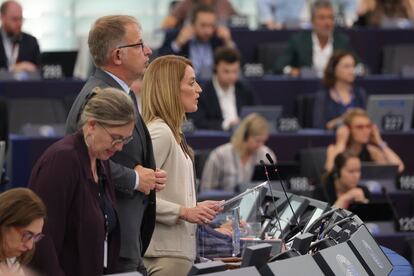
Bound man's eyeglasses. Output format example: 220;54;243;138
99;123;133;147
15;228;44;243
117;42;145;51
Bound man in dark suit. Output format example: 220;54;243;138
65;15;166;275
274;0;353;78
0;1;40;73
158;4;235;80
188;47;256;130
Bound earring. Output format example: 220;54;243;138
85;133;95;148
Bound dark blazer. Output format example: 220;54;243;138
273;31;353;74
188;80;256;130
0;30;41;70
65;69;156;267
29;132;120;276
312;86;367;128
158;29;225;57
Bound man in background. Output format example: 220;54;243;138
0;0;40;73
274;0;354;77
188;47;255;130
159;4;235;80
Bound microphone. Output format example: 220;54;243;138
265;153;301;234
381;186;401;230
259;160;283;241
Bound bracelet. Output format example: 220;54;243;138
378;141;388;150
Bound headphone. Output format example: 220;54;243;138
332;162;341;179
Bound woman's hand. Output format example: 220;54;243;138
336;125;350;148
335;187;368;209
180;201;223;225
370;124;384;147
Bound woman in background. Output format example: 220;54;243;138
141;55;222;276
313;50;366;130
314;151;369;209
201;113;276;191
325;108;404;173
0;188;46;275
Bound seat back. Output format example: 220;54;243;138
257;42;287;74
382;44;414;74
299;147;327;186
8;98;67;134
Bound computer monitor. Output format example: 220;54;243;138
240;105;283;133
367;94;414;132
359;163;399;192
41;51;78;78
268;195;309;239
302;198;330;232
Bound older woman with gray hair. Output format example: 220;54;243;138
29;87;136;276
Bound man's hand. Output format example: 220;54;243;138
11;61;37;73
134;165;156;195
175;25;194;48
154;168;167;192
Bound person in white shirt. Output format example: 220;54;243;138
189;47;256;131
0;188;46;276
274;0;355;77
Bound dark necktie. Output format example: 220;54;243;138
129;90;139;112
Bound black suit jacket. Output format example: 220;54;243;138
65;69;156;262
188;80;256;130
0;30;41;70
158;29;225;57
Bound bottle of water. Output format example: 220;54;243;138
232;207;241;257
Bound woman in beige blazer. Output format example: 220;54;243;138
141;55;222;276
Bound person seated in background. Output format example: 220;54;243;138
29;87;137;275
257;0;358;30
201;113;276;192
313;50;366;130
0;188;46;275
188;47;256;131
325;108;405;173
314;151;370;209
360;0;414;28
158;4;236;80
0;1;40;73
161;0;237;29
273;0;354;78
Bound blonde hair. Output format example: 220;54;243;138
88;15;140;67
141;55;193;145
231;113;269;156
343;108;370;127
78;87;136;129
0;188;46;265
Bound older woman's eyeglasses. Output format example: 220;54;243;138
99;123;133;146
15;228;44;243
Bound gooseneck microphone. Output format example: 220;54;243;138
382;186;401;230
265;153;301;234
259;160;283;240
